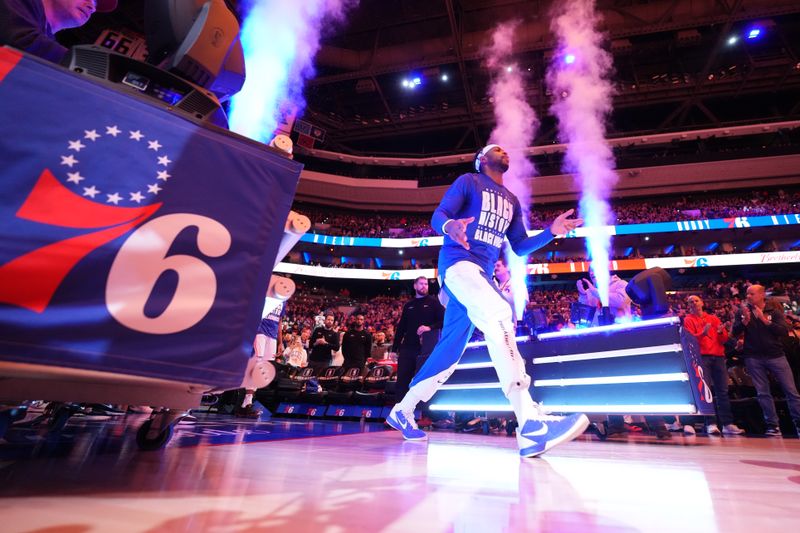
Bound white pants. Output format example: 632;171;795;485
401;261;537;421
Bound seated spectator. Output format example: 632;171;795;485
282;334;308;368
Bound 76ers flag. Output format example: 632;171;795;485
0;48;302;389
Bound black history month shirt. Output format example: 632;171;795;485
431;172;554;276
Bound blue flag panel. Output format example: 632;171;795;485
0;49;302;390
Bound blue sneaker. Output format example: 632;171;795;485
516;413;590;458
386;405;427;440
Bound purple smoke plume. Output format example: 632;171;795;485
546;0;617;305
485;21;540;319
229;0;356;143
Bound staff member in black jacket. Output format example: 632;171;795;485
0;0;117;63
732;284;800;436
341;313;372;372
308;313;339;372
392;276;444;400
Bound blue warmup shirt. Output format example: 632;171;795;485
431;172;555;276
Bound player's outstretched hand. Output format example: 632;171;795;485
550;209;583;236
445;216;475;250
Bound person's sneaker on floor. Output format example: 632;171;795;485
706;423;721;435
386;405;427;440
722;423;745;435
764;426;782;437
665;421;682;431
516;413;590;458
234;404;262;418
683;424;696;435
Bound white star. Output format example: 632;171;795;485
156;170;171;181
129;191;145;203
84;129;101;141
147;183;162;194
147;140;162;151
106;192;122;205
68;140;86;152
129;130;144;141
61;155;78;167
83;186;100;198
157;155;172;166
66;172;84;184
106;125;121;137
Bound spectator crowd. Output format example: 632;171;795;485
293;188;799;239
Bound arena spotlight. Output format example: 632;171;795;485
727;35;739;45
412;76;422;86
401;79;410;88
441;73;449;82
505;65;514;72
564;54;576;65
747;27;762;39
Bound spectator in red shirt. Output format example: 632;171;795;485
684;295;745;435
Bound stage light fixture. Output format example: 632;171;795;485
747;27;762;39
413;76;422;85
441;73;449;81
727;35;738;45
505;65;514;72
401;79;410;88
564;54;576;64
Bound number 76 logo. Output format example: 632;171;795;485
0;170;231;334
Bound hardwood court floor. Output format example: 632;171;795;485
1;416;799;533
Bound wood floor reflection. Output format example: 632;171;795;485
1;415;799;533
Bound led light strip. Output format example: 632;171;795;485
533;372;688;387
428;403;698;413
429;404;513;412
539;404;698;414
532;343;682;365
454;362;495;370
438;382;503;390
536;317;679;339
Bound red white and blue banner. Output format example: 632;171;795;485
0;49;302;389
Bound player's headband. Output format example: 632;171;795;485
475;144;500;171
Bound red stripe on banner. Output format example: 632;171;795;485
0;169;162;312
18;169;160;228
0;210;158;312
0;47;23;83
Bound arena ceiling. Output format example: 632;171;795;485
70;0;800;158
305;0;800;156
